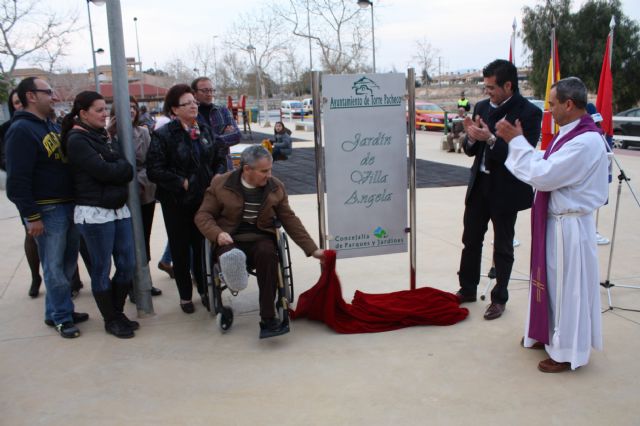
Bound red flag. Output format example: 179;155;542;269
541;34;561;150
596;33;613;137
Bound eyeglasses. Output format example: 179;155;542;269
197;88;215;94
31;89;54;96
178;100;200;107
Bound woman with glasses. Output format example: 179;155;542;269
107;96;162;298
147;84;223;313
61;91;137;338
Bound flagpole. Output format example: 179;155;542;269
511;17;517;66
609;17;615;64
550;26;556;135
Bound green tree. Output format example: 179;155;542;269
521;0;572;99
522;0;640;111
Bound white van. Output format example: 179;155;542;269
280;100;304;117
302;98;313;114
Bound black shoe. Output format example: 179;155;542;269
70;280;84;299
45;312;89;327
200;293;210;310
130;287;162;302
180;301;195;314
56;322;80;338
455;290;477;304
105;319;135;338
116;312;140;331
488;266;497;279
259;318;290;339
28;278;42;298
158;262;175;279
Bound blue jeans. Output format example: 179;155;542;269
160;241;172;264
77;217;135;293
33;203;79;325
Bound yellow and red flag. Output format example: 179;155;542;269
541;29;561;150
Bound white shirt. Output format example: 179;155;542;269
74;205;131;225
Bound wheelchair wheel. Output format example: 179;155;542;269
216;307;234;333
277;232;294;303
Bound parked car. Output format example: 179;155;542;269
302;98;313;114
415;102;450;131
613;107;640;149
529;99;545;112
280;100;305;117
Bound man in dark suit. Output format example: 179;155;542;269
456;59;542;320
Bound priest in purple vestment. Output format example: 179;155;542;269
496;77;610;373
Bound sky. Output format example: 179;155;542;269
20;0;640;77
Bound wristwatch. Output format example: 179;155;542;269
486;134;497;147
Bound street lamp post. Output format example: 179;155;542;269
306;0;313;71
86;0;106;93
247;45;260;123
212;35;218;88
246;45;270;127
133;17;144;101
357;0;375;73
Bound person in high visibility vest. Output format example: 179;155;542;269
458;91;471;112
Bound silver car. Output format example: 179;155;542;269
613;107;640;149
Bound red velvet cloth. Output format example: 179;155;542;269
290;250;469;333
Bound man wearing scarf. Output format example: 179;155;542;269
456;59;542;321
496;77;610;373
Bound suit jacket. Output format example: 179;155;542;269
462;92;542;212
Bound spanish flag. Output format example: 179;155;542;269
541;29;561;150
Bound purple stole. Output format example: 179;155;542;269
528;114;601;344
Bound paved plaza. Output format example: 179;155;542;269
1;128;639;425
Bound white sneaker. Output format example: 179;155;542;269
513;238;520;248
596;232;610;245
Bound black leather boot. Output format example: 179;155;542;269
112;282;139;331
94;290;134;338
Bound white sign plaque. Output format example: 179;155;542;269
323;73;408;258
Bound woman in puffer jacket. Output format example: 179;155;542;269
147;84;223;314
61;91;137;339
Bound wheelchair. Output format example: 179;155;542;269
202;219;294;333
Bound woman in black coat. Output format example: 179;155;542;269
147;84;222;314
61;91;137;338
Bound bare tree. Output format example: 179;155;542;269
50;70;92;104
189;42;216;79
225;7;288;125
410;37;439;86
217;51;249;95
275;0;369;74
0;0;79;90
162;57;198;86
38;38;67;74
282;46;307;96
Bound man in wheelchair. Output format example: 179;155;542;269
195;145;324;338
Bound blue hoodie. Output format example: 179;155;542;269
5;111;74;222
